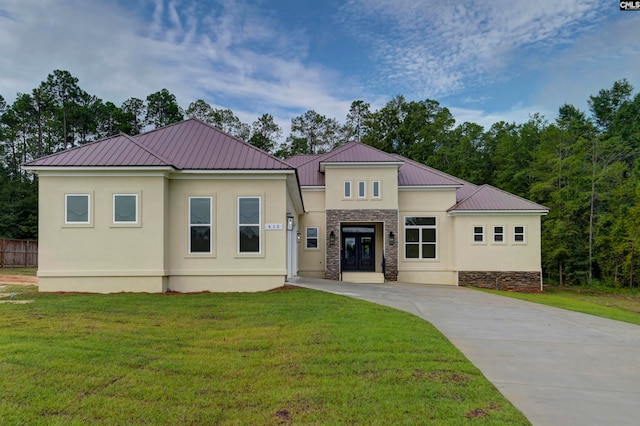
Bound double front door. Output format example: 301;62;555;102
342;226;375;272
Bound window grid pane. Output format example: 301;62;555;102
404;216;437;259
239;197;260;253
358;181;366;198
189;197;212;254
306;227;319;249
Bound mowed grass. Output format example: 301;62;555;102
0;267;38;276
0;285;529;425
480;286;640;326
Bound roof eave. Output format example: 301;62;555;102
447;209;550;216
399;184;463;191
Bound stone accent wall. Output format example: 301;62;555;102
325;209;398;282
458;271;542;292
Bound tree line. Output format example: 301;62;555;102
1;70;639;287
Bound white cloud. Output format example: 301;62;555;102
341;0;607;98
0;0;356;132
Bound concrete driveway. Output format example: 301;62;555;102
289;277;640;426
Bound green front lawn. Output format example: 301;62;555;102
480;286;640;326
0;286;529;425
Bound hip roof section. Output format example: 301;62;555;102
24;119;295;171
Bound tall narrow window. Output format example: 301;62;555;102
514;226;526;243
189;197;212;254
493;226;505;243
358;181;366;198
239;197;261;253
344;181;352;198
473;226;484;243
405;217;437;259
65;194;90;224
372;181;381;198
306;227;319;249
113;194;138;224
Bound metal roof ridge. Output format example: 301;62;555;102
188;117;296;170
447;184;487;211
319;141;402;164
123;133;175;168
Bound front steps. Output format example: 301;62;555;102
341;272;385;284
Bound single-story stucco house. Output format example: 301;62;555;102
23;118;548;293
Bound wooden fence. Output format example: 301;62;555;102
0;239;38;267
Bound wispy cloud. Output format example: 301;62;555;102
340;0;607;98
0;0;354;129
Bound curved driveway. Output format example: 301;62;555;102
289;277;640;426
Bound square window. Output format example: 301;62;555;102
493;226;504;243
514;226;526;243
404;216;437;260
113;194;138;224
65;194;90;224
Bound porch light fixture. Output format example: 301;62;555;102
287;215;294;231
389;231;395;245
296;231;301;243
330;230;336;246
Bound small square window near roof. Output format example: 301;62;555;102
65;194;90;224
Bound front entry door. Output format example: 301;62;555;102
342;227;375;272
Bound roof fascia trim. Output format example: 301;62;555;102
447;210;549;216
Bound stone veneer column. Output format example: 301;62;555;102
325;209;398;282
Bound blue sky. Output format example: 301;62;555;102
1;0;639;135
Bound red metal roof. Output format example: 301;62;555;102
23;134;172;167
449;184;548;212
24;119;294;171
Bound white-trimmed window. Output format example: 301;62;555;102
189;196;212;254
404;217;437;259
238;196;261;253
344;181;352;198
65;194;90;224
113;194;138;224
473;226;484;243
372;181;381;198
493;226;505;243
306;227;319;249
358;181;366;198
514;226;526;243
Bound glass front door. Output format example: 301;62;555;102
341;227;375;272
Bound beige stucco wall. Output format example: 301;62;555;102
396;188;458;285
452;214;543;271
324;166;399;210
298;189;326;278
37;172;168;293
167;175;290;291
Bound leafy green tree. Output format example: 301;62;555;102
145;89;183;128
249;113;281;153
345;100;371;142
121;97;145;135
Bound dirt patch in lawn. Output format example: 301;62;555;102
0;275;38;285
